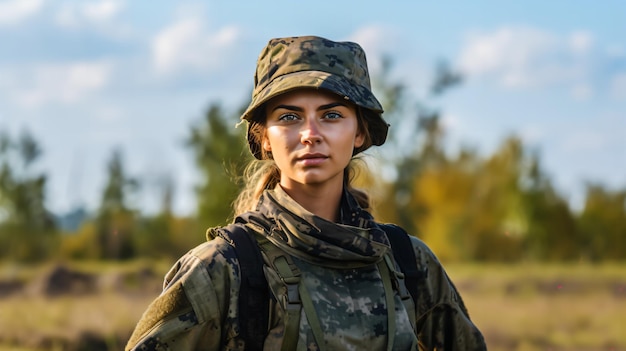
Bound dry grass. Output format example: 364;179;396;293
0;261;624;351
0;293;151;350
0;260;167;351
446;263;626;351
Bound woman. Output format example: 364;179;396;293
126;35;486;351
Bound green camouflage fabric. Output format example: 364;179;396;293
247;186;418;350
241;35;389;159
125;186;486;350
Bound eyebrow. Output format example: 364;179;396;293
271;102;349;112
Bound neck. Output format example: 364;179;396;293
279;181;343;222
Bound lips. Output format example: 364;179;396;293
296;153;328;166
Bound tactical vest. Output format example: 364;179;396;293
217;222;420;351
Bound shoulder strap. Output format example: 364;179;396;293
256;240;308;351
220;223;268;351
379;223;419;303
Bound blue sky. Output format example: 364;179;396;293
1;0;625;216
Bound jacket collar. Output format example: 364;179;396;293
239;185;389;267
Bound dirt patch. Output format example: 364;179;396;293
29;265;97;297
0;279;24;297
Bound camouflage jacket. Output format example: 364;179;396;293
126;186;486;351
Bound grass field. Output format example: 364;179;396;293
0;261;624;351
446;263;626;351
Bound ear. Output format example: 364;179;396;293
262;136;272;152
354;130;365;149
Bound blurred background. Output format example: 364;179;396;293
0;1;624;350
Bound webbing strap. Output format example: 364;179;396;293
261;241;329;351
219;224;268;351
261;243;302;351
377;258;397;351
298;281;327;351
382;224;419;332
403;292;417;332
383;253;417;332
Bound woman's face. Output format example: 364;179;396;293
263;89;364;191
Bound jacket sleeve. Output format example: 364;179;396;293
125;240;239;351
410;236;487;351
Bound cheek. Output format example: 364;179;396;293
264;127;289;152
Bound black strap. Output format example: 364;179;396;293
380;223;420;303
221;223;268;351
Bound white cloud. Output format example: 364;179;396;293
610;73;626;100
55;0;124;28
571;83;593;100
13;61;113;107
0;0;44;26
568;31;593;54
348;25;400;55
458;27;593;89
83;0;123;21
558;110;625;155
440;112;462;133
606;44;626;58
347;25;402;72
561;130;607;153
152;16;242;75
519;125;546;144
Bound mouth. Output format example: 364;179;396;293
296;153;328;165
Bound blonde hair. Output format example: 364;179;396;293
232;106;374;216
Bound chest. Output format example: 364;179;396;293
263;258;417;350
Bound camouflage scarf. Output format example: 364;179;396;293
241;186;391;269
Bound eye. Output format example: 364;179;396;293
324;111;343;120
278;113;299;122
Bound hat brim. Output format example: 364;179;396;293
241;70;383;121
242;70;388;159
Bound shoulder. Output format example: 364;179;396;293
189;236;239;264
165;235;240;286
407;235;440;264
160;235;244;327
403;233;449;282
378;223;439;266
126;236;241;350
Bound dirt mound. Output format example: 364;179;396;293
30;265;97;297
0;279;24;298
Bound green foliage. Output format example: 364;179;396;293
133;213;202;260
577;184;626;261
185;103;252;229
58;220;100;260
94;150;138;260
0;129;57;262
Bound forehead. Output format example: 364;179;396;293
264;88;356;110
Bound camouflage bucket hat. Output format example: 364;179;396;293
241;35;389;159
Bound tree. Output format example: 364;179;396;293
133;173;196;259
520;150;578;261
0;129;56;261
186;103;252;229
373;59;462;239
577;184;626;261
95;149;138;260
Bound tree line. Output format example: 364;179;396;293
1;60;624;263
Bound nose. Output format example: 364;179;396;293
300;118;322;145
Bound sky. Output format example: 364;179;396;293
1;0;625;216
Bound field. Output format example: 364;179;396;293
446;263;626;351
0;261;624;351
